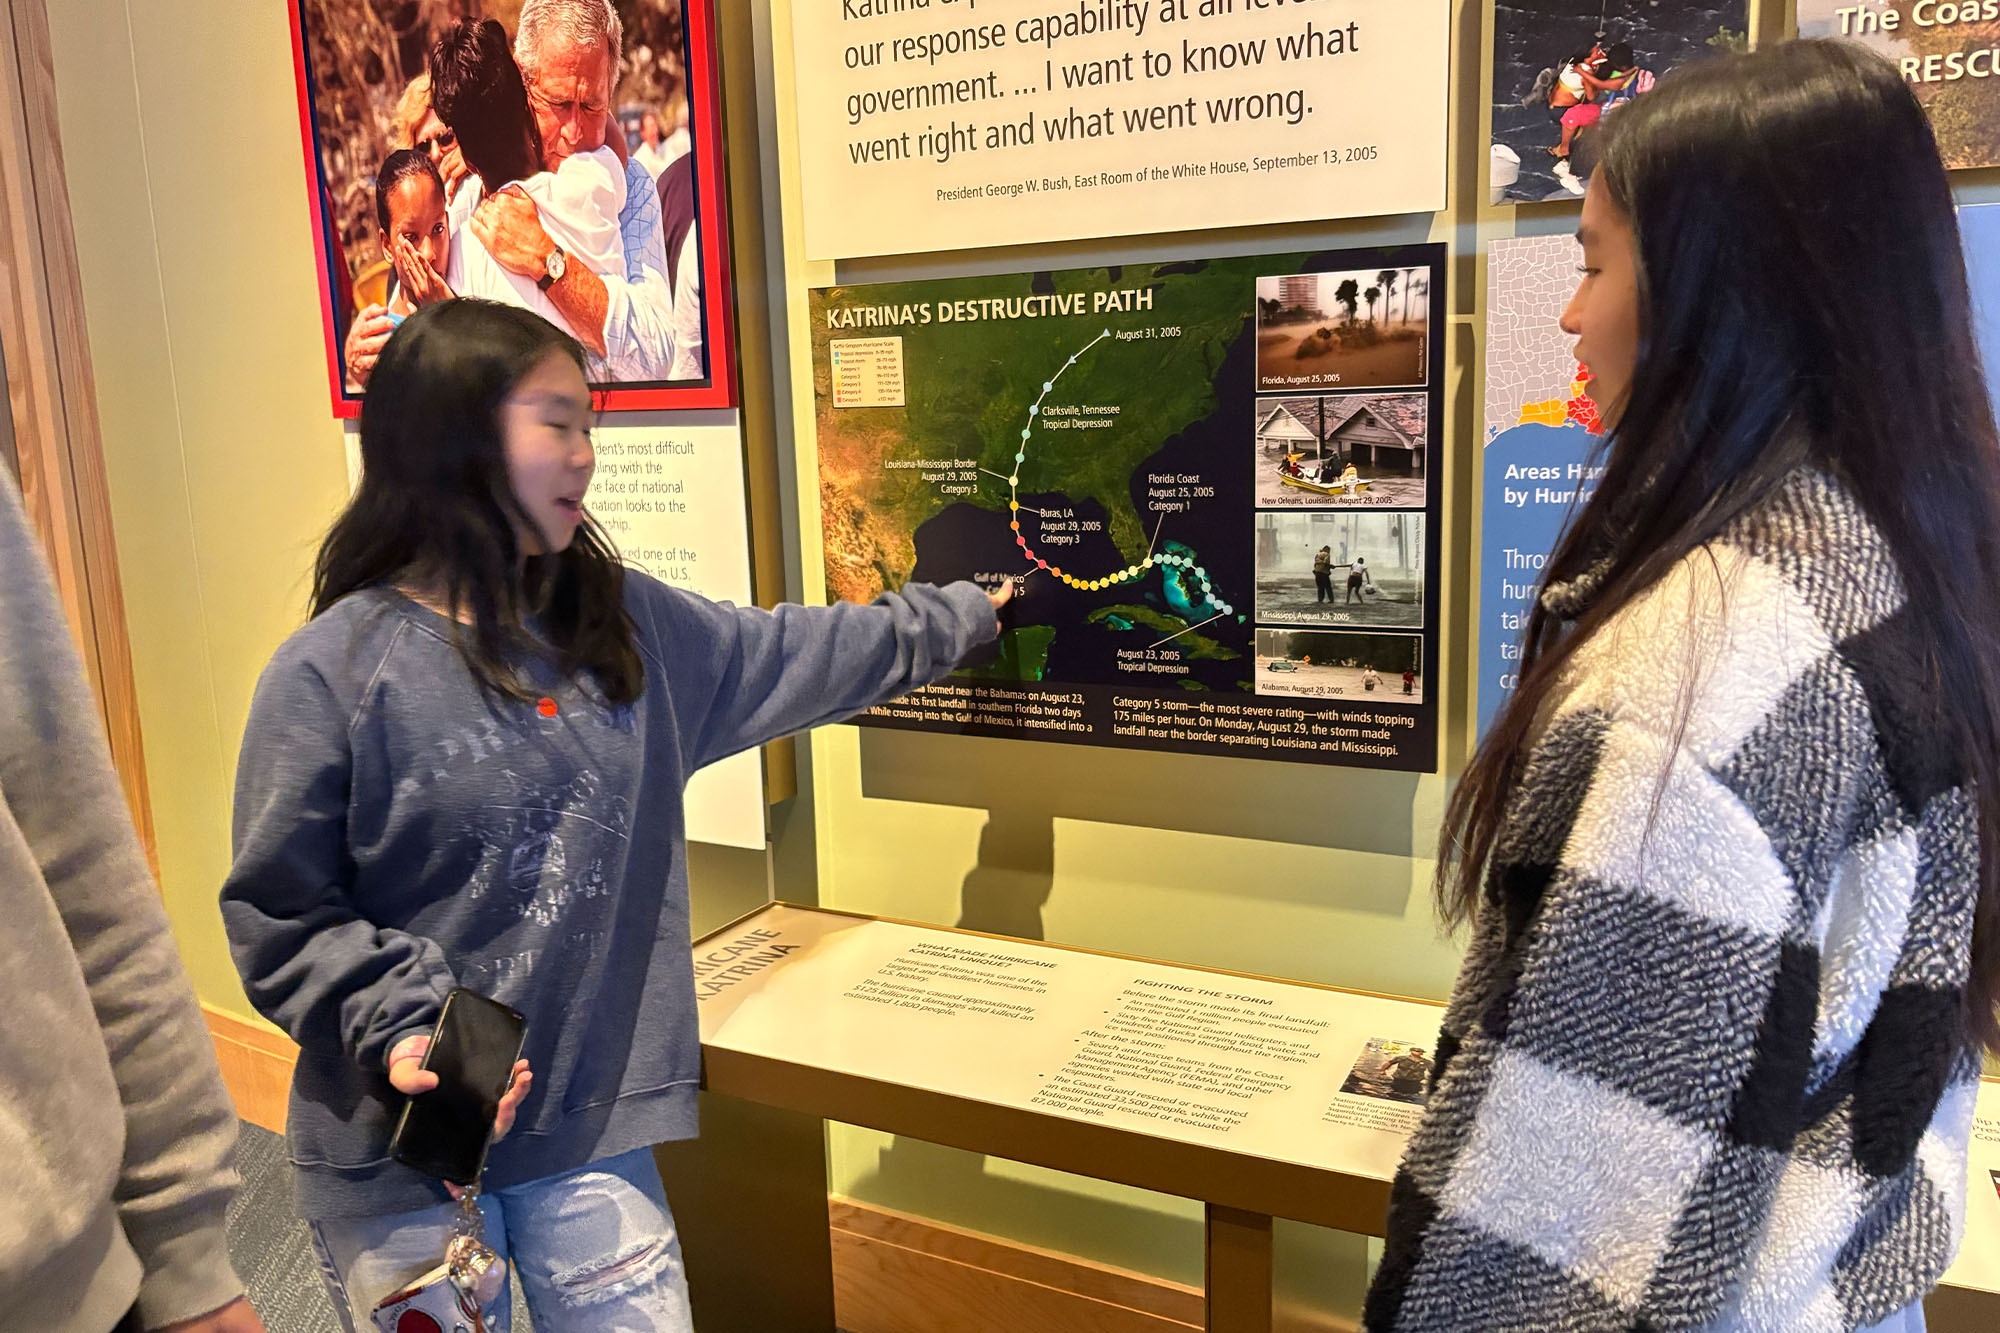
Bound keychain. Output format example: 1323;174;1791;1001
369;1187;507;1332
448;1188;507;1307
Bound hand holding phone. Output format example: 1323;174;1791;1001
389;1036;532;1135
387;988;530;1185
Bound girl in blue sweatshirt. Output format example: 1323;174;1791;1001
221;298;1004;1330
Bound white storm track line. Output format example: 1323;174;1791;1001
1147;611;1228;650
1005;331;1234;625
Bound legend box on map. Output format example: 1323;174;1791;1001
830;337;906;408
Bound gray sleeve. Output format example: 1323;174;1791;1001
635;578;1000;774
0;478;244;1325
220;646;457;1074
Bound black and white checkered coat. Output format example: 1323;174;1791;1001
1366;470;1982;1332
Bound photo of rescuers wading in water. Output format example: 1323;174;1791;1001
1255;511;1424;629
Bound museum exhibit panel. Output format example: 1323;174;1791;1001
4;0;1999;1330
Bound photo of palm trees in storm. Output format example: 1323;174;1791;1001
1254;267;1430;392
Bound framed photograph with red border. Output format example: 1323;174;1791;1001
288;0;737;418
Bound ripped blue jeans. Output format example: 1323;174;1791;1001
307;1148;692;1332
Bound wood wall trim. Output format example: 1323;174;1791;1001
205;1003;296;1136
712;0;797;810
832;1197;1203;1333
0;0;154;865
830;1200;1363;1333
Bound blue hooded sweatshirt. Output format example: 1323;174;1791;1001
220;575;994;1219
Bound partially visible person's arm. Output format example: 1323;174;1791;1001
220;649;459;1076
532;148;626;279
469;191;612;360
0;478;256;1330
343;304;396;390
469;158;678;377
634;577;1008;773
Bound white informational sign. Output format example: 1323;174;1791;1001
699;906;1445;1178
790;0;1451;259
829;337;907;407
589;414;766;849
704;908;2000;1297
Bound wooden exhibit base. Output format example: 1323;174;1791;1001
205;903;2000;1333
831;1199;1206;1333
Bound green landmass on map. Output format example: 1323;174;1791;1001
815;259;1280;604
1084;605;1236;662
958;625;1056;682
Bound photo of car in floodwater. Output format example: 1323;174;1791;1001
1254;629;1422;704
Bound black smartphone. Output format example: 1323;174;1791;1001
388;987;526;1186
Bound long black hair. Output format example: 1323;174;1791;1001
428;17;542;188
313;299;643;705
1445;40;2000;1049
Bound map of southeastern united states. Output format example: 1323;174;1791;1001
814;261;1255;604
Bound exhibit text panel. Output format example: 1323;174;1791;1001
792;0;1450;258
592;416;766;849
814;244;1445;770
698;906;1444;1180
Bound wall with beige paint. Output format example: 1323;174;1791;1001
41;0;1847;1328
48;0;351;1016
45;0;782;1025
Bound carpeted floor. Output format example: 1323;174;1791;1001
227;1120;532;1331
